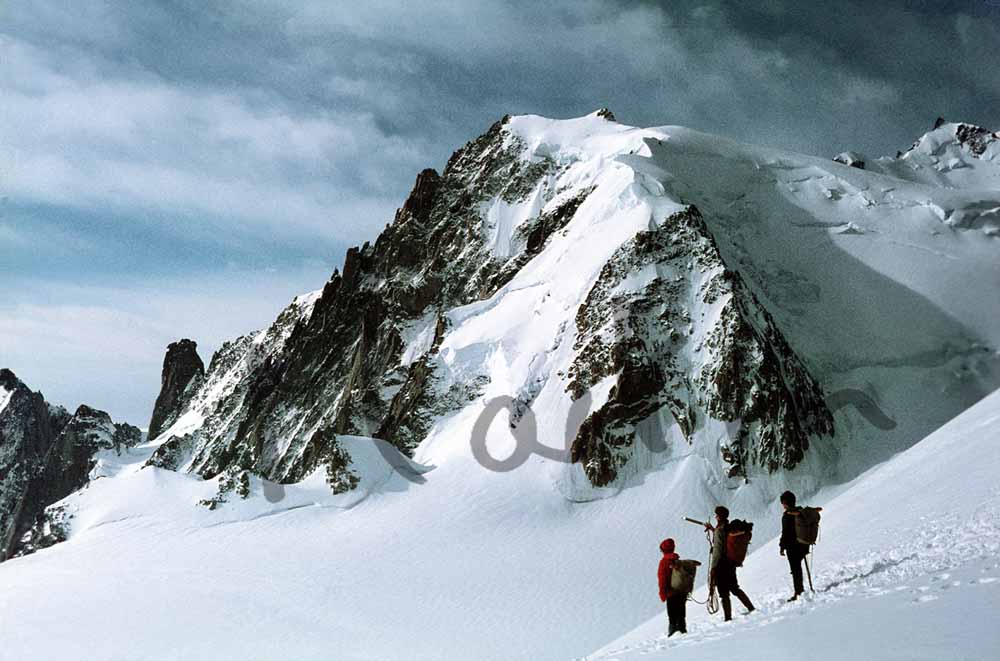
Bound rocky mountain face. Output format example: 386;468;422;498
146;115;579;486
566;205;833;485
147;339;204;441
0;370;140;560
144;110;870;496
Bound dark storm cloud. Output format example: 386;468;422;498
2;0;997;422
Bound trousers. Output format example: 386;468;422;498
666;593;687;635
714;560;754;620
786;546;809;595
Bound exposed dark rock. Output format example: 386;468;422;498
0;371;140;560
148;339;205;441
197;468;251;510
0;370;67;560
955;123;998;157
833;151;865;169
596;108;617;122
902;121;998;159
146;115;572;488
15;503;71;555
396;168;442;224
567;206;834;486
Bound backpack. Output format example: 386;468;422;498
795;507;822;545
725;519;753;566
670;559;701;595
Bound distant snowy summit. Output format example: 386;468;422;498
833;118;1000;177
858;118;1000;191
136;109;999;508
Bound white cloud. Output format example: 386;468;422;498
1;36;428;243
839;76;901;107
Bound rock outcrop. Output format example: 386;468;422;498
833;151;866;169
0;370;140;560
954;122;999;157
146;114;568;486
147;339;204;441
567;206;833;485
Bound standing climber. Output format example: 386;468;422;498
708;505;755;621
657;538;687;636
780;490;811;601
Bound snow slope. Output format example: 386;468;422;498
0;427;750;660
0;385;13;416
589;386;1000;660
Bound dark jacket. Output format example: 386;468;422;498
657;538;679;601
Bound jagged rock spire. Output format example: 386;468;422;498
148;339;204;441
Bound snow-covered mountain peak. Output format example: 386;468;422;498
126;110;998;508
908;120;999;160
493;112;676;183
869;119;1000;189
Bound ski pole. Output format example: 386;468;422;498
804;554;815;592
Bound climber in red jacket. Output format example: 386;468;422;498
657;538;687;636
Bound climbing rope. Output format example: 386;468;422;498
685;525;720;613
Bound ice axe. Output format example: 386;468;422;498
684;516;714;530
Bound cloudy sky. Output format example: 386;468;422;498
2;0;998;425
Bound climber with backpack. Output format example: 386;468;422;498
779;490;821;601
657;538;700;636
707;506;755;621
